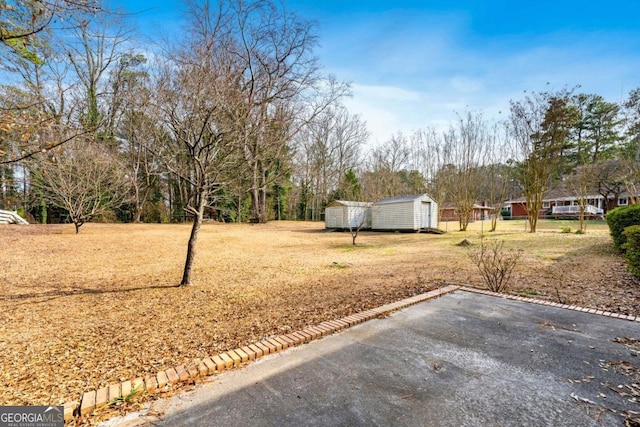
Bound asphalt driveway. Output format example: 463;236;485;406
113;290;640;426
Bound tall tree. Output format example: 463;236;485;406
293;106;367;220
197;0;348;223
410;128;450;226
65;12;130;133
479;123;511;232
572;94;622;164
152;3;236;286
509;89;578;232
566;163;598;233
443;112;489;231
111;54;161;223
362;132;410;201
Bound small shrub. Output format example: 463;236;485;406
622;225;640;277
468;240;523;293
606;204;640;252
560;225;572;233
575;229;584;235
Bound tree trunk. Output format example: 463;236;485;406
180;198;205;287
40;198;47;224
578;203;587;233
526;192;540;233
250;186;268;223
490;216;497;232
133;185;142;223
528;213;538;233
457;203;472;231
133;208;142;223
459;212;470;231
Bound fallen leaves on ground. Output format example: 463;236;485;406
0;220;638;410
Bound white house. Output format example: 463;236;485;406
371;194;438;231
324;201;372;230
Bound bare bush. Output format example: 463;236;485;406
469;239;523;292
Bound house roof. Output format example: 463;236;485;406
373;194;434;205
440;202;491;210
506;187;607;204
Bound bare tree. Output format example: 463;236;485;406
362;132;410;201
179;0;349;223
151;5;236;286
33;139;129;233
293;106;367;220
566;164;598;233
410;128;451;227
113;56;162;223
348;206;368;246
592;159;624;214
443;112;490;231
509;89;577;232
0;0;113;167
206;0;298;222
481;124;511;232
65;11;131;132
0;28;80;217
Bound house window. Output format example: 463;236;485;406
619;197;629;206
542;201;550;209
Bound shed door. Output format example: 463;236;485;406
421;202;431;228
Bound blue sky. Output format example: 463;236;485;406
111;0;640;145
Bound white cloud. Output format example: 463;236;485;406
327;24;640;148
343;84;456;146
351;84;422;102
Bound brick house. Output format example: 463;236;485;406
503;187;634;219
439;202;492;222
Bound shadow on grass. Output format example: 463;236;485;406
2;283;179;305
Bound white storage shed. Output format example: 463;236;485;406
324;201;372;230
371;194;438;231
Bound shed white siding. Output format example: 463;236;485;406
324;201;372;230
325;205;346;229
371;194;438;230
0;210;28;225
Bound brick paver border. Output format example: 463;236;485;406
63;284;639;423
460;286;640;322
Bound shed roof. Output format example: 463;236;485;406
326;200;372;208
373;194;433;205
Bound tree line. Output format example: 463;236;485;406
2;0;640;239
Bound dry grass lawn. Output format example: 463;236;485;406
1;219;638;411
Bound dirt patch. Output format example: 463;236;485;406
0;220;638;413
